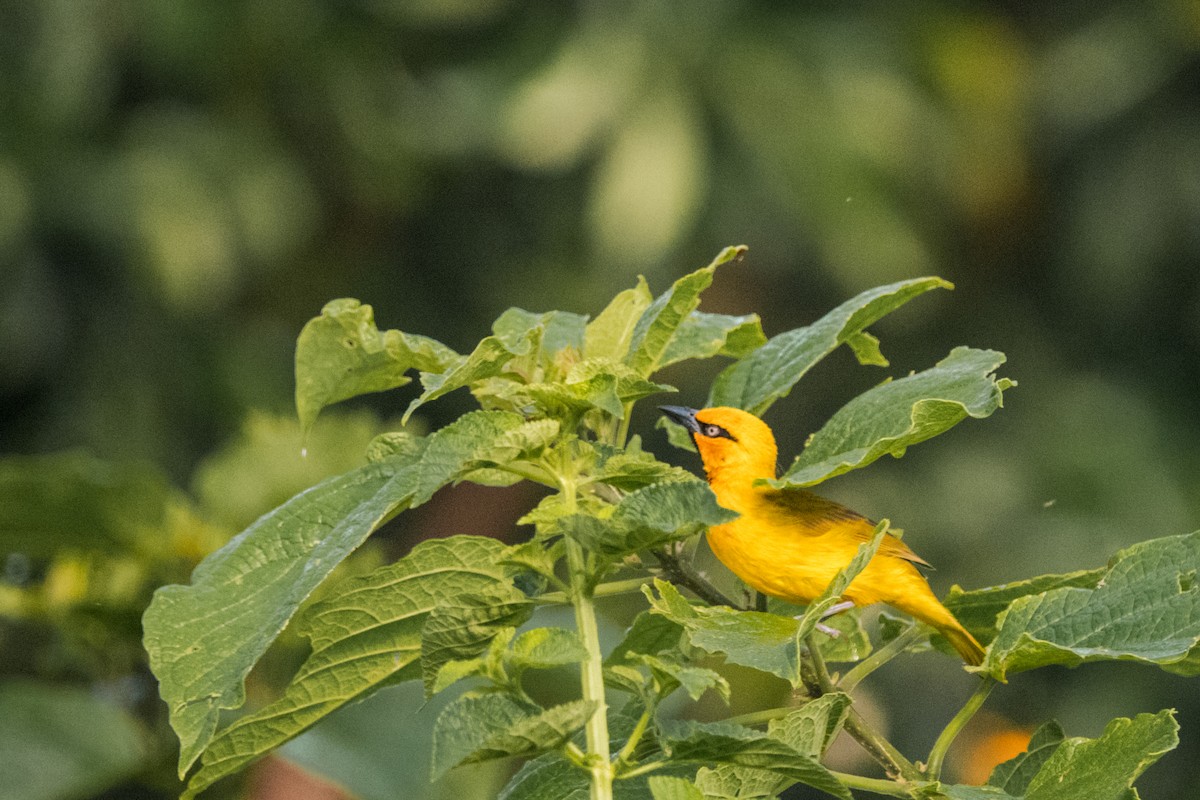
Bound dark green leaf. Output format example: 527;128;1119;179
606;611;686;667
987;721;1065;795
145;457;414;775
644;579;803;685
768;694;853;759
944;570;1105;643
983;532;1200;680
421;584;535;695
659;719;850;800
431;694;595;779
179;536;516;798
592;448;695;492
294;298;458;434
508;627;589;672
562;482;735;559
1022;711;1177;800
695;695;852;800
710;277;951;415
777;347;1012;488
405;335;533;422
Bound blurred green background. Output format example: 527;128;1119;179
2;1;1199;798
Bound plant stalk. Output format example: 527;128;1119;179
924;677;996;780
829;771;913;798
838;625;925;692
803;634;919;781
562;470;614;800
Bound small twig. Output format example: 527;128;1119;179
925;677;996;780
829;771;915;798
838;625;926;692
803;635;919;782
650;546;737;607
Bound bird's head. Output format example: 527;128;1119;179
659;406;779;483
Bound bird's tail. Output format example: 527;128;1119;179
892;589;986;665
938;620;986;666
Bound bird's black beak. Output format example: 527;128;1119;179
658;405;701;433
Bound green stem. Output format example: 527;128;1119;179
615;759;667;781
539;576;650;605
613;702;655;769
838;625;925;693
803;635;919;781
651;546;736;607
614;402;635;448
725;705;797;728
492;459;558;487
925;677;996;781
562;470;614;800
829;771;913;798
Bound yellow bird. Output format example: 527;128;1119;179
659;405;985;665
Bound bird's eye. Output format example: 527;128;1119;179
702;424;723;438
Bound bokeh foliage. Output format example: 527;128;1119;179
2;1;1200;798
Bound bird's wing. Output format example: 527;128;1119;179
759;488;933;569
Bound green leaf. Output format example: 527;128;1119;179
493;308;587;362
937;713;1177;800
498;753;590;800
659;311;767;369
0;452;173;558
659;719;851;800
605;611;686;667
421;584;535;695
294;298;458;435
612;481;737;537
777;347;1012;488
499;706;693;800
627;246;746;376
508;627;589;672
279;682;510;800
710;276;952;414
405;335;533;422
482;358;671;421
695;695;852;800
1023;711;1176;800
844;330;888;367
0;680;147;800
585;277;654;362
592;448;696;492
982;531;1200;680
644;579;804;685
561;482;736;559
145;458;412;776
767;598;871;663
633;653;731;702
148;411;529;775
649;776;705;800
768;693;853;759
944;570;1105;643
431;694;595;779
180;536;516;797
987;721;1065;795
